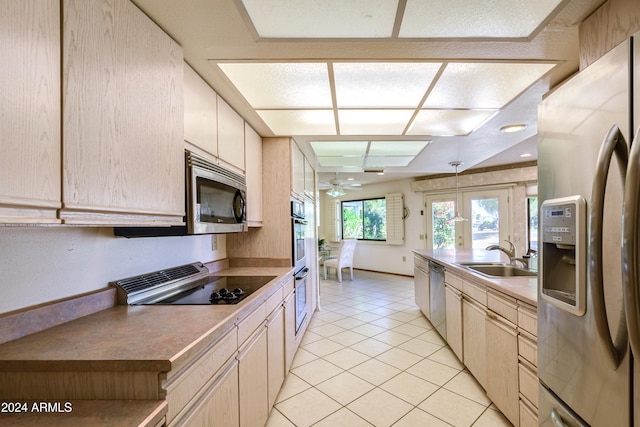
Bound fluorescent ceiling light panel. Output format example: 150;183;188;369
256;110;336;135
333;63;442;108
424;62;555;109
365;156;415;167
218;63;332;108
399;0;562;38
339;110;414;135
240;0;398;38
368;140;430;156
317;156;365;167
310;141;369;157
407;109;497;136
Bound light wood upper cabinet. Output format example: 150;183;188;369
244;123;263;226
184;63;217;157
304;157;315;200
0;0;61;223
62;0;184;225
291;140;305;198
217;96;245;173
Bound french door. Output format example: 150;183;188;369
425;187;512;250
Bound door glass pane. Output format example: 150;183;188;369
432;201;455;249
471;197;500;249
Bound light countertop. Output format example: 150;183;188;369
413;249;537;306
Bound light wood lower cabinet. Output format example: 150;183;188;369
267;305;285;409
175;359;239;427
284;290;297;373
238;325;269;427
462;295;487;389
414;257;430;319
486;310;519;426
445;284;463;362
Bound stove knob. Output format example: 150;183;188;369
219;288;229;295
233;288;244;295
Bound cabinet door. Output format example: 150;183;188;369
284;290;297;373
0;0;61;223
238;326;268;427
244;123;263;226
184;63;217;156
304;157;315;199
267;305;285;409
62;0;184;225
445;285;463;362
414;265;430;319
462;297;487;388
485;311;519;426
290;140;305;198
217;96;245;172
177;360;239;427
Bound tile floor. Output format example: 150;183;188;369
266;270;512;427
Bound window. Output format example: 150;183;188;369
527;196;538;253
342;198;386;241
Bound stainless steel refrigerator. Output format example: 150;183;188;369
537;32;640;427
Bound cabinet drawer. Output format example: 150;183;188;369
519;398;538;427
414;255;430;272
445;270;463;291
518;332;537;367
518;360;539;409
283;277;295;296
266;287;284;316
487;290;518;324
164;329;238;423
517;303;538;337
238;302;267;345
463;279;487;305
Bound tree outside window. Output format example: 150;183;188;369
342;198;386;241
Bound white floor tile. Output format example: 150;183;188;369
290;358;344;386
349;358;401;386
379;371;439;406
312;408;373;427
323;347;371;370
315;371;375;405
418;388;486;427
393;408;454;427
347;388;413;427
275;388;341;427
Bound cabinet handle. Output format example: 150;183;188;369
550;408;568;427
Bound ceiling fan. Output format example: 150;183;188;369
319;173;362;197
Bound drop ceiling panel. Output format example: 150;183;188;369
218;63;332;108
240;0;399;38
365;156;415;167
256;110;336;135
424;62;555;109
368;140;430;156
399;0;563;38
333;63;442;108
317;156;366;167
310;141;369;157
338;110;414;135
408;109;497;136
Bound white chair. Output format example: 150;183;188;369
323;239;357;282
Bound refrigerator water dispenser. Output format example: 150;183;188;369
540;196;587;316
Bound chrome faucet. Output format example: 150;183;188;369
485;240;516;261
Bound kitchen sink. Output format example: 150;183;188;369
466;264;537;277
455;262;508;267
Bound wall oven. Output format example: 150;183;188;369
292;200;308;333
115;151;247;237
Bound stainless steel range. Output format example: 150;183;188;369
110;262;275;305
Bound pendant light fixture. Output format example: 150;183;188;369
450;161;468;222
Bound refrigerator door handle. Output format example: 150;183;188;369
623;127;640;359
590;125;629;369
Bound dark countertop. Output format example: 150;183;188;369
413;249;537;306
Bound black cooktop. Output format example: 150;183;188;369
153;275;276;305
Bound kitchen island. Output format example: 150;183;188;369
413;249;538;427
0;265;298;427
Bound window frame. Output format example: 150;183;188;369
341;197;387;242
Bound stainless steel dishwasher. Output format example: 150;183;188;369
429;261;446;340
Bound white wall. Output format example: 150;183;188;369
319;178;424;276
0;227;226;314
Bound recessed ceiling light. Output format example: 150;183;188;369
377;171;385;176
520;152;533;158
501;124;527;133
347;177;354;181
